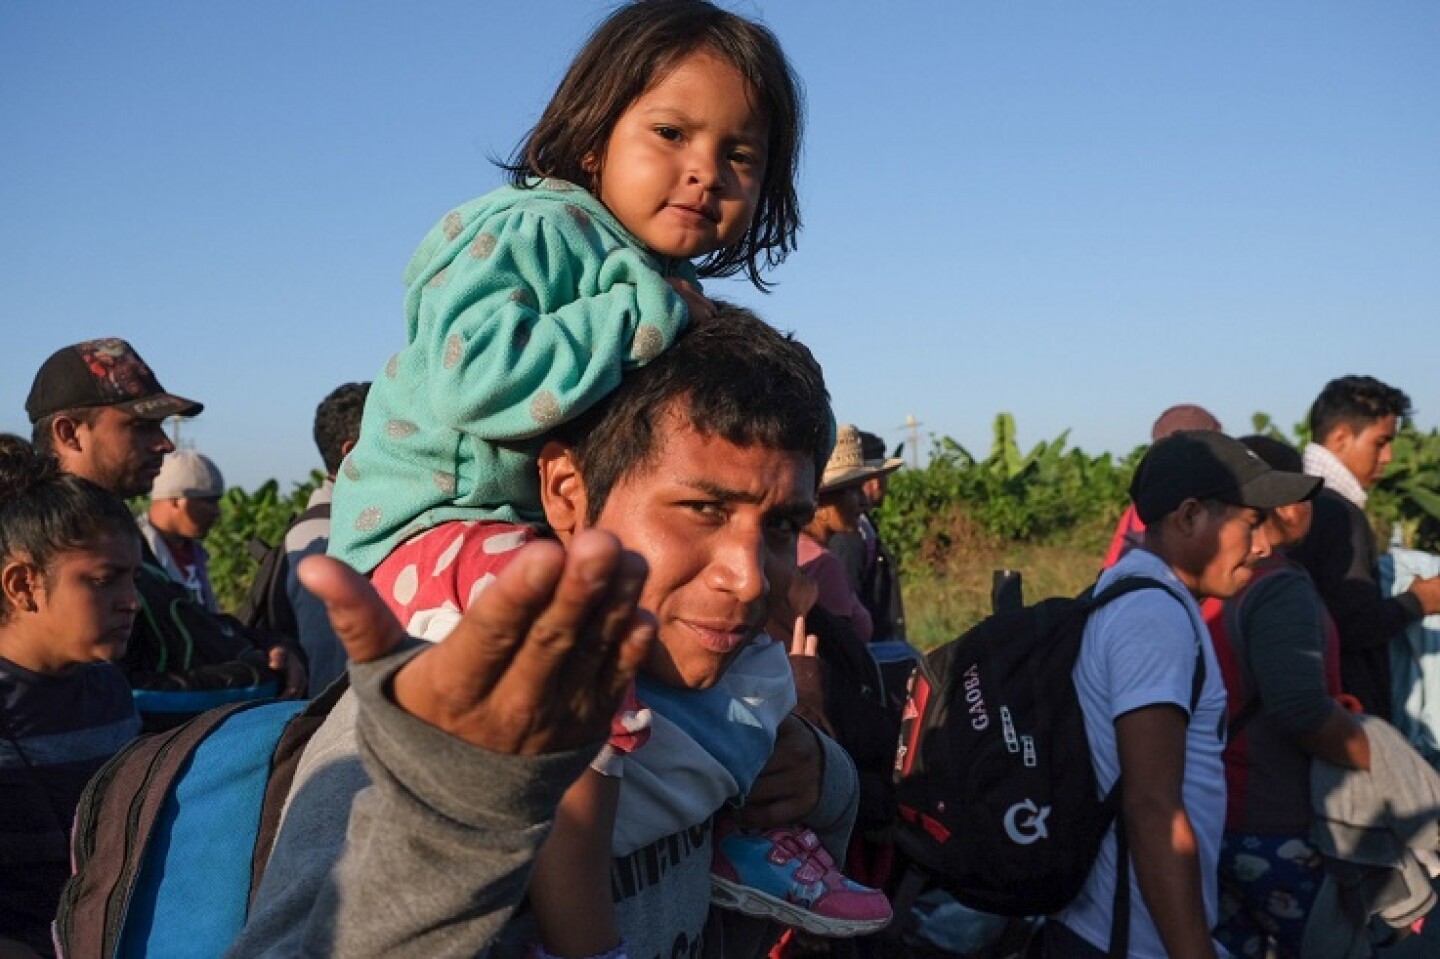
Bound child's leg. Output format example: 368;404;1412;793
530;767;623;959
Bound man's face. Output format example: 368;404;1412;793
1188;503;1271;600
1327;413;1398;490
68;407;174;498
1264;501;1314;550
153;496;222;540
815;485;865;536
589;420;815;689
862;474;887;509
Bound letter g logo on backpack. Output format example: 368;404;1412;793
1003;798;1051;845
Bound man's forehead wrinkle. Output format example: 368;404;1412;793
675;477;813;513
677;477;765;504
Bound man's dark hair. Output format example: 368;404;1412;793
30;407;101;458
1308;375;1412;443
313;383;371;476
504;0;804;290
557;302;831;523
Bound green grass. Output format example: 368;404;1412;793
898;514;1117;651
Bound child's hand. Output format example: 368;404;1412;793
297;531;654;756
788;615;819;658
267;646;308;699
739;713;824;827
787;616;835;739
665;276;714;322
765;559;819;641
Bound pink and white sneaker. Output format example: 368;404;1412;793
710;821;892;937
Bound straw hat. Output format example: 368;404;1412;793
820;424;903;493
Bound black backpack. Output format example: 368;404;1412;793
238;501;330;642
892;577;1202;942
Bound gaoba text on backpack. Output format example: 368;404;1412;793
893;577;1201;919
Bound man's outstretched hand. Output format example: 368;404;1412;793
297;530;654;756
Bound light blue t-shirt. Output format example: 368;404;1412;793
1056;548;1228;958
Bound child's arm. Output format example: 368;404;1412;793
401;199;693;443
529;768;625;959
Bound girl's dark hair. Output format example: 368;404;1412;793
0;437;138;621
504;0;804;290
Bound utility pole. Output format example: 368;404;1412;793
901;413;923;470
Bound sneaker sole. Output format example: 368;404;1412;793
710;874;892;938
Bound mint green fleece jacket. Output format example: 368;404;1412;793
331;179;696;573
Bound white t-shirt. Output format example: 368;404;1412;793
1055;548;1227;957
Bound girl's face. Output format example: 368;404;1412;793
0;533;142;673
590;51;768;260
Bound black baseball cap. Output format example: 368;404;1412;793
26;338;203;424
1130;430;1320;524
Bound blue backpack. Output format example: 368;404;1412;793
53;680;345;958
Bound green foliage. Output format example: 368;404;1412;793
882;413;1440;647
1370;426;1440;551
876;414;1136;573
205;472;324;614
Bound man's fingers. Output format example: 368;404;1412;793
569;548;649;684
597;608;657;707
494;531;626;694
427;539;571;697
298;555;406;665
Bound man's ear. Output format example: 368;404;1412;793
339;438;358;462
1323;421;1354;454
51;413;84;453
537;440;589;539
1;559;40;613
1172;498;1204;538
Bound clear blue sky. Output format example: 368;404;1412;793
4;1;1438;490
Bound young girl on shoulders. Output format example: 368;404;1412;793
0;438;143;958
331;2;885;955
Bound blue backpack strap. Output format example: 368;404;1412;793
117;699;309;957
131;682;279;716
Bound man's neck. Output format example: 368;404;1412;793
154;525;193;558
1133;538;1206;599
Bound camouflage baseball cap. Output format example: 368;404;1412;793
26;337;203;423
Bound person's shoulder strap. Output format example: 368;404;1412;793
1088;574;1207;716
